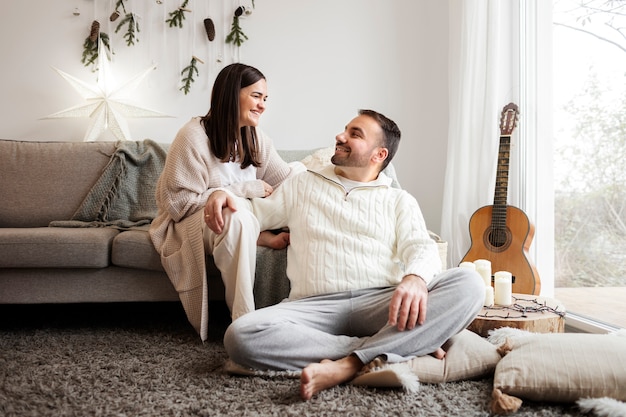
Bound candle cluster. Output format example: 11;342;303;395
460;259;512;307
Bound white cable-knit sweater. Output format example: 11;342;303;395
250;165;442;300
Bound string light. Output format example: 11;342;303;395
477;295;566;319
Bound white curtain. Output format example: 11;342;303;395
441;1;515;267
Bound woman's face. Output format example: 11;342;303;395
238;78;268;128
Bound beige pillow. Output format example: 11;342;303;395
408;328;501;383
351;329;501;390
492;331;626;406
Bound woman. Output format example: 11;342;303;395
150;63;302;341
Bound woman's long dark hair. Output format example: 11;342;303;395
201;63;265;169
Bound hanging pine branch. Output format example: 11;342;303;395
179;56;202;95
166;0;190;28
225;15;248;47
81;21;112;67
115;13;140;46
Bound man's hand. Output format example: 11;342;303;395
388;274;428;331
204;190;237;234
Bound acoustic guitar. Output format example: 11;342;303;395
460;103;541;295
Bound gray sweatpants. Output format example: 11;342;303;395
224;267;484;371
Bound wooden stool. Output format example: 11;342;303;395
468;294;566;337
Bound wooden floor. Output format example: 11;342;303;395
554;287;626;329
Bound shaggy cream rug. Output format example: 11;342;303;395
0;302;593;417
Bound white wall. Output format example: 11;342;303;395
0;0;450;232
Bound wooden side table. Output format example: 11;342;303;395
468;294;566;337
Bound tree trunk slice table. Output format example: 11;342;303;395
468;294;566;337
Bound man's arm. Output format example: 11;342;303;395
205;180;291;235
394;193;442;285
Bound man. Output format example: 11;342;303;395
206;109;484;400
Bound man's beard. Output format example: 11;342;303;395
331;151;369;167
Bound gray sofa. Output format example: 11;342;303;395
0;139;298;307
0;139;441;310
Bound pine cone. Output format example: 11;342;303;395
204;18;215;41
110;11;120;22
89;20;100;42
234;6;245;17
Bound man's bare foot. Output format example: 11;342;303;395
300;356;362;400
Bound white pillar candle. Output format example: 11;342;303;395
484;286;494;307
459;261;476;270
473;259;492;287
494;271;513;306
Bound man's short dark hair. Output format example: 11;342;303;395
358;109;401;170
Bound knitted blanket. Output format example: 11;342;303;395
50;139;167;230
253;246;290;308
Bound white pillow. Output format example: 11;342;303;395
300;147;335;171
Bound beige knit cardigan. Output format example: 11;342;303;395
149;117;293;341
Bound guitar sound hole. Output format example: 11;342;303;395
484;227;512;253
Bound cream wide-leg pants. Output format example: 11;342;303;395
202;197;259;321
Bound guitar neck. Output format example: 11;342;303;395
492;134;511;229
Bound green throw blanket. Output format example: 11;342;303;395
50;139;167;230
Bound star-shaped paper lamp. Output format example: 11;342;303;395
44;40;171;142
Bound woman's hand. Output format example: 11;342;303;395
204;191;237;234
261;181;274;197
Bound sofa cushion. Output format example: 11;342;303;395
111;229;164;272
0;140;117;228
0;227;118;268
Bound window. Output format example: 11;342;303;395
551;0;626;332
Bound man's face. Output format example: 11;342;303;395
331;115;384;168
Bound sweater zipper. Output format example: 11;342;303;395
309;170;387;200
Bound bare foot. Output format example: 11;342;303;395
300;356;362;400
430;347;446;359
